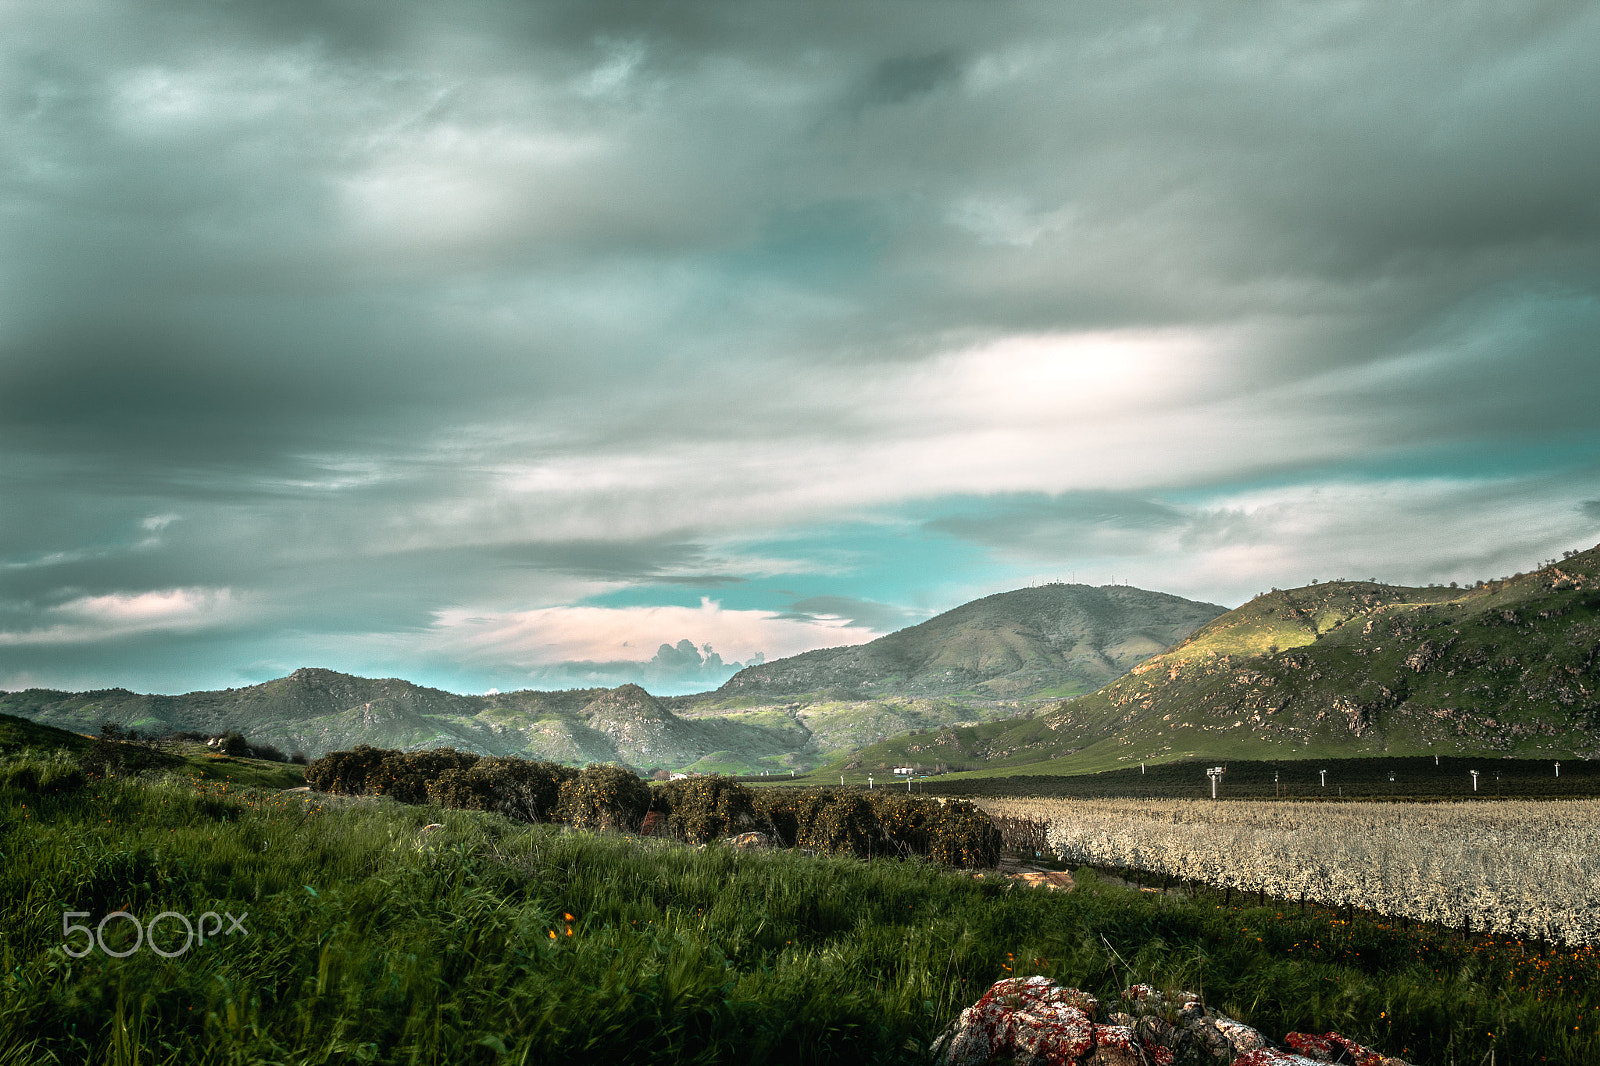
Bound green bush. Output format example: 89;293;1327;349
754;787;1001;866
428;757;577;823
370;748;481;805
866;791;938;857
751;787;805;846
797;790;880;859
80;722;127;779
557;764;651;832
928;800;1002;868
304;744;397;795
654;775;759;843
425;765;487;811
302;747;1001;868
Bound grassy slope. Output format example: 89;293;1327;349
823;547;1600;781
0;713;304;790
5;754;1599;1063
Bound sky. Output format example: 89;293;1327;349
3;1;1599;697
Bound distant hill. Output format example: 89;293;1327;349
0;669;743;767
834;543;1600;776
715;584;1226;701
0;582;1221;772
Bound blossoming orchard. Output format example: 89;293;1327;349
980;797;1600;945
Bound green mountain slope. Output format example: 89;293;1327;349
831;545;1600;777
716;584;1225;701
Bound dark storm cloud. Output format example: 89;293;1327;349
926;493;1191;557
4;0;1600;692
774;596;916;633
849;51;963;111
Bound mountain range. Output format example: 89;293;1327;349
0;583;1221;772
8;543;1597;778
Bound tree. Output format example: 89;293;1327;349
557;764;651;832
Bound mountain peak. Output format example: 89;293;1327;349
583;683;666;720
717;582;1225;701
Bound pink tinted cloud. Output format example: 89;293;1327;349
426;597;874;669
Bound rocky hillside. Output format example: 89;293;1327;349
0;669;704;767
716;584;1225;701
839;543;1600;775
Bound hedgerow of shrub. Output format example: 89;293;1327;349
557;763;652;832
427;757;577;823
927;800;1003;868
304;744;397;795
797;790;881;858
654;774;760;843
302;748;1001;869
369;748;481;805
308;747;578;824
752;786;1001;866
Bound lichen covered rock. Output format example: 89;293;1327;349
937;979;1405;1066
1232;1052;1325;1066
935;977;1168;1066
1284;1031;1409;1066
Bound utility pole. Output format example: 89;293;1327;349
1319;769;1327;788
1207;766;1224;799
1470;770;1480;792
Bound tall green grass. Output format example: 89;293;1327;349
2;756;1597;1064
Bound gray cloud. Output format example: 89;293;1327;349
3;1;1599;692
926;494;1191;558
774;596;918;634
849;51;963;112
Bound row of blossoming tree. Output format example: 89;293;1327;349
981;795;1600;944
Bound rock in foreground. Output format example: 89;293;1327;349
935;977;1409;1066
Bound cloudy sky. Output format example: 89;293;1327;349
3;1;1598;697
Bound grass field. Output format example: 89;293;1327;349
4;747;1600;1064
